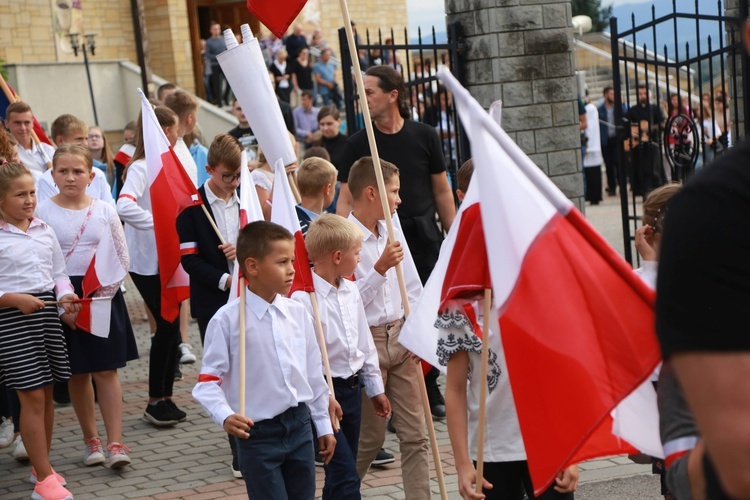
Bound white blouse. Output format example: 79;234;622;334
37;198;128;296
116;159;157;275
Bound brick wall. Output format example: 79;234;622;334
446;0;584;206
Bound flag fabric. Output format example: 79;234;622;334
270;159;314;295
0;78;53;145
139;90;203;321
74;229;127;337
246;0;307;39
403;68;663;495
228;150;265;299
75;298;113;339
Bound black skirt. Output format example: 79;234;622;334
0;291;71;390
62;276;138;374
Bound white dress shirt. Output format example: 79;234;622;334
204;182;239;289
193;289;333;437
174;138;198;187
0;218;74;300
37;167;115;208
292;273;384;398
348;214;422;326
116;159;157;275
16;142;55;173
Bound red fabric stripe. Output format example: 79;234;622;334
118;194;137;202
665;450;689;468
498;212;658;494
180;248;199;255
197;374;221;384
74;298;93;333
114;150;132;165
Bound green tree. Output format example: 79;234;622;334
572;0;613;32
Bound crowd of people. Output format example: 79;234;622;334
580;83;732;205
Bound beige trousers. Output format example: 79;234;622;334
356;319;430;500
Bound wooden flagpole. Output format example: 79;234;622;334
239;277;247;416
310;291;341;432
200;204;228;246
337;2;448;498
0;73;53;169
288;172;302;204
475;288;492;494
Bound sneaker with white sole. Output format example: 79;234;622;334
83;436;105;466
105;442;132;469
0;416;13;448
29;467;67;486
143;401;178;427
31;474;74;500
13;435;28;461
371;448;395;466
178;343;196;364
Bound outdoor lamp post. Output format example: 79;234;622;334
68;33;99;126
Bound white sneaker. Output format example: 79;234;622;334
0;417;13;448
179;343;197;364
13;435;29;461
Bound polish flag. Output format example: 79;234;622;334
74;230;127;338
246;0;307;38
228;150;265;299
402;69;663;494
270;159;314;294
139;90;203;321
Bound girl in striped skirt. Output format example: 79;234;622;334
0;162;80;500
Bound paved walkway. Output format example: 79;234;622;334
0;192;655;499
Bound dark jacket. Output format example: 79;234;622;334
598;102;627;148
176;185;232;320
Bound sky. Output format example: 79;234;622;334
407;0;654;34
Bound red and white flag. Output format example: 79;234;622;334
402;69;662;494
270;159;314;295
74;229;128;338
228;150;265;299
139;90;202;321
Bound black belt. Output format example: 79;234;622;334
331;373;360;389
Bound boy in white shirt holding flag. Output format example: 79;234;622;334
193;220;336;498
347;157;430;499
292;214;391;498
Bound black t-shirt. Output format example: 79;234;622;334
339;120;446;220
289;60;313;90
322;133;348;171
627;103;665;141
656;140;750;357
284;34;308;60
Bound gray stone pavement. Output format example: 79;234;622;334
0;189;661;499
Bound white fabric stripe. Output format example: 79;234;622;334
180;242;198;250
663;436;699;457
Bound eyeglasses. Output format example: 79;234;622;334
221;172;241;183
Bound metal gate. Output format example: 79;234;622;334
610;0;750;264
338;22;469;189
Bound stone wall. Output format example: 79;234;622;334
445;0;584;207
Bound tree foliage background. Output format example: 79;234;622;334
572;0;613;32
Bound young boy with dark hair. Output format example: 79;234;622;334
295;156;337;235
193;221;336;498
347;156;431;498
292;214;390;498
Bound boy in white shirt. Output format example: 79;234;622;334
292;214;391;498
347;157;430;500
193;221;336;498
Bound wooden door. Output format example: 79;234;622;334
186;0;261;100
